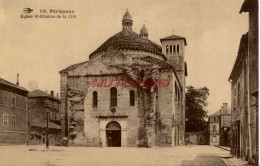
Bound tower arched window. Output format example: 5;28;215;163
130;90;135;106
166;45;169;55
170;45;173;54
93;91;98;108
110;87;117;107
177;45;180;54
174;45;176;53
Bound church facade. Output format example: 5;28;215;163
59;11;187;147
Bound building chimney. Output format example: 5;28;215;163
16;74;19;86
223;103;228;114
51;90;54;96
56;93;59;98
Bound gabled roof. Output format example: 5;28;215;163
209;110;220;117
0;77;28;92
135;56;173;69
59;61;89;74
30;121;61;130
229;33;248;81
160;35;187;46
29;89;60;101
239;0;258;13
240;0;250;13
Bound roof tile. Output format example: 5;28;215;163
89;30;165;59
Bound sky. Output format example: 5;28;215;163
0;0;248;115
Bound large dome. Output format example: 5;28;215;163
89;30;165;60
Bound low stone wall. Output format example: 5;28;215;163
0;132;27;144
185;132;207;145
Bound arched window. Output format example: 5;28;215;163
140;70;145;79
93;91;98;108
173;45;176;53
177;45;179;54
130;90;135;106
170;45;172;54
110;87;117;107
166;45;169;54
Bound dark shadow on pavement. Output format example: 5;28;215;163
182;154;227;166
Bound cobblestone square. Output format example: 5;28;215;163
0;145;248;166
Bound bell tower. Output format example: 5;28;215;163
160;34;187;145
160;34;187;84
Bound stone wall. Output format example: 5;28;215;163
185;132;207;145
28;127;61;145
0;132;27;145
161;39;186;145
248;2;258;162
230;57;249;159
60;50;184;147
62;74;142;146
156;70;180;147
0;89;27;144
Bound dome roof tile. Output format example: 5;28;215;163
89;30;165;60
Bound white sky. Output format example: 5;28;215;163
0;0;248;115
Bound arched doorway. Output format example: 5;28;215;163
106;121;121;147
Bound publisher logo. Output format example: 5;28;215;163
23;8;33;13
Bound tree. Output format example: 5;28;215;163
185;86;209;132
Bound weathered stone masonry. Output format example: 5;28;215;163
59;10;187;147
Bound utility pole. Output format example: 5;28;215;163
46;111;49;149
45;102;50;149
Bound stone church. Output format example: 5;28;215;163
59;10;187;147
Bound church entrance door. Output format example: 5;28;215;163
106;121;121;147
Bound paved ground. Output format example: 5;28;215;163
0;145;248;166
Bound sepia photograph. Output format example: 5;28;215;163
0;0;258;165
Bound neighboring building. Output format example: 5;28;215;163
0;77;29;144
228;0;258;164
219;103;231;146
28;89;61;145
239;0;258;164
208;111;220;145
59;10;187;147
229;33;249;159
219;122;231;147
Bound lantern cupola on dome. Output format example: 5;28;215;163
122;9;133;31
140;24;148;38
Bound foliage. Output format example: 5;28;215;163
185;86;209;132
